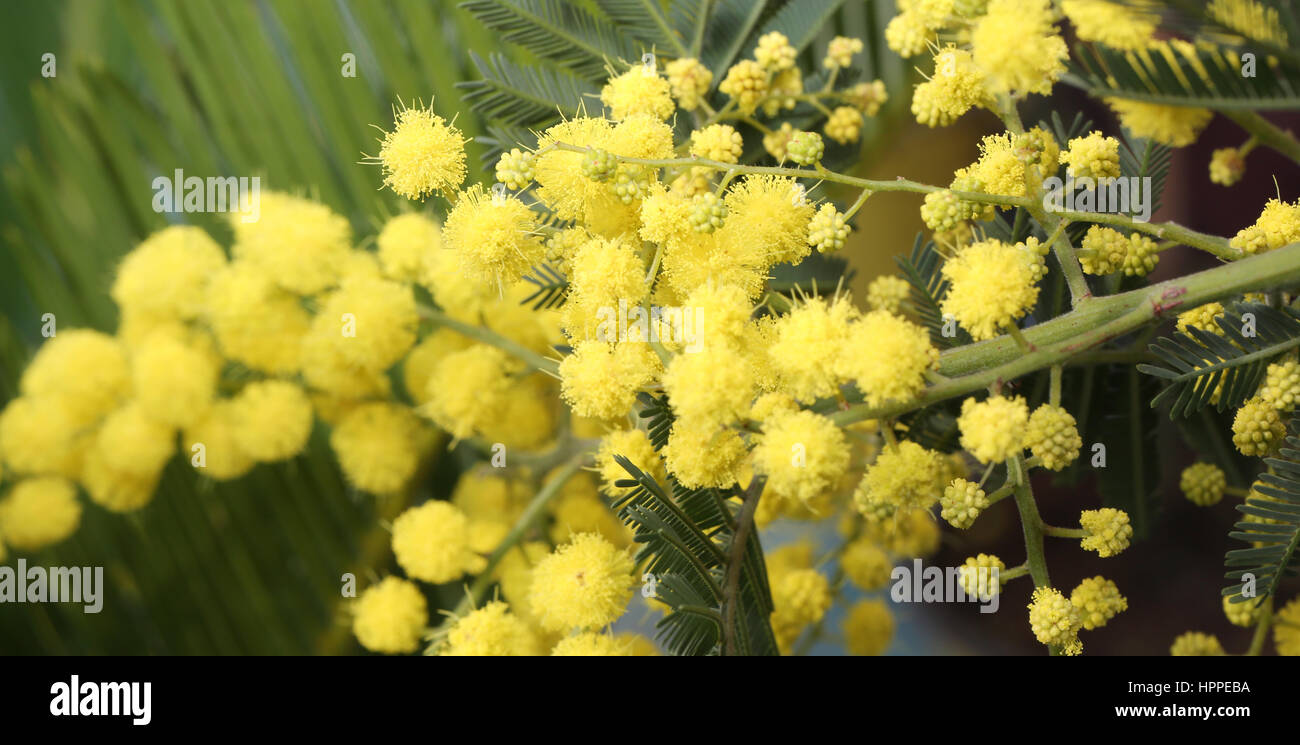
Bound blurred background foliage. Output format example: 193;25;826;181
0;0;918;655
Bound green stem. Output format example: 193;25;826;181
723;476;766;656
1008;455;1050;590
427;455;587;649
419;304;559;376
830;242;1300;427
1042;525;1087;539
1246;596;1275;656
1223;111;1300;167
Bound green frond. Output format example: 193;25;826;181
1223;413;1300;602
754;0;850;56
592;0;688;56
700;0;776;78
1139;302;1300;419
611;456;777;655
895;233;971;348
1066;39;1300;109
1119;137;1172;216
460;0;642;81
635;391;676;450
458;51;597;128
520;263;569;309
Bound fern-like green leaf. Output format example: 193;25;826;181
611;456;777;655
458;52;597;128
701;0;775;78
520;263;568;309
1224;413;1300;603
461;0;641;81
754;0;849;55
895;233;971;348
592;0;687;56
1067;39;1300;109
1138;302;1300;419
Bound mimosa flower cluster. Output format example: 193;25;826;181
4;0;1298;657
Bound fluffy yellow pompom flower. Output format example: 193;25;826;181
95;402;175;478
825;35;864;69
1061;0;1158;50
721;175;814;267
402;329;471;405
559;341;658;421
941;478;989;529
954;554;1003;600
230;191;352;296
718;59;769;115
690;124;744;163
371;100;467;201
1274;597;1300;656
662;419;749;489
1210;145;1248;186
1106;99;1213;147
21;329;130;421
844;599;894;656
528;532;634;632
765;294;856;402
1028;587;1083;655
131;331;218;429
183;400;255;481
855;441;947;515
771;567;832;652
838;310;938;407
311;276;418;372
330;403;425;495
551;631;636;656
972;0;1067;96
663;346;755;425
1079;507;1133;557
1233;396;1286;456
665;57;712;111
865;275;911;315
912;46;990;127
203;261;310;374
1229;198;1300;256
81;446;158;512
230;381;313;463
0;477;81;551
440;601;539;656
1025;404;1082;471
1070;576;1127;630
1060;131;1121;179
1223;593;1262;627
567;236;648;313
391;500;486;584
958;396;1029;464
112;226;226;321
443;185;545;288
352;576;427;654
1180;462;1226;506
753;411;850;504
601;66;674;121
941;239;1039;341
1170;631;1226;656
842;539;893;591
595;429;664;493
0;395;92;479
885;10;933;58
422;344;519;440
377;212;441;282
